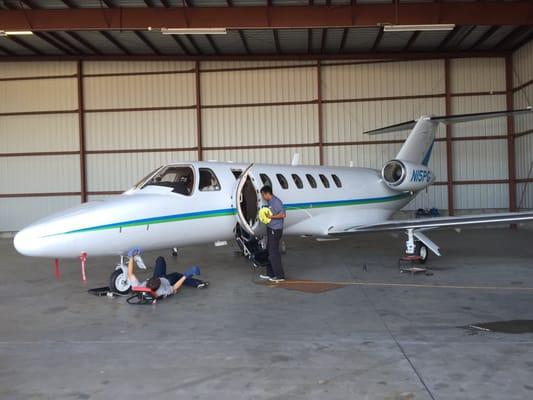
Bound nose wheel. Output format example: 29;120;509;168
109;268;131;295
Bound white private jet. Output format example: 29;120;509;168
14;108;533;293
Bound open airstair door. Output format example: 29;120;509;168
234;164;265;237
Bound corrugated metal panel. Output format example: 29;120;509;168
0;155;80;193
322;60;445;100
324;28;344;54
83;61;195;75
0;62;76;79
0;78;77;113
0;114;78;153
324;143;399;169
514;87;533;134
378;31;412;51
455;26;492;50
277;29;309;53
87;194;118;203
208;30;247;54
342;28;381;52
0;197;80;232
83;73;195;110
513;40;533;85
201;65;316;105
323;97;446;142
86;151;198;192
238;30;276;54
450;95;507;137
454;184;509;210
202;104;318;147
203;147;320;165
449;58;505;93
514;92;532;141
515;135;533;179
85;109;197;150
324;142;447;181
404;186;448;212
452;140;508;180
517;183;533;210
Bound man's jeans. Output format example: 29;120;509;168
154;256;202;287
266;228;285;279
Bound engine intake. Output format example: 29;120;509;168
381;160;434;192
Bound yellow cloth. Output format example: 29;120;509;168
259;207;272;224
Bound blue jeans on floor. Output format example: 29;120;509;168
153;256;203;288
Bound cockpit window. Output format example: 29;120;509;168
142;166;194;195
199;168;221;191
133;166;163;190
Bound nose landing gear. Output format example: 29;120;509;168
109;256;131;295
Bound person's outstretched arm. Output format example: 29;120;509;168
172;275;187;293
127;257;138;283
127;247;142;283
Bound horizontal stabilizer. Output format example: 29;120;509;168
329;211;533;235
364;107;532;135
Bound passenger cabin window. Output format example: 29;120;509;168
306;174;317;189
276;174;289;189
199;168;221;191
260;173;272;187
319;174;330;188
231;169;242;179
332;174;342;188
292;174;303;189
143;166;194;195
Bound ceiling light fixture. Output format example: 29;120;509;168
0;30;34;36
160;28;227;35
383;24;455;32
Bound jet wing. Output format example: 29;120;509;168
328;211;533;235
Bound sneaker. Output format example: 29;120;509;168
259;274;273;280
268;277;286;283
196;282;209;289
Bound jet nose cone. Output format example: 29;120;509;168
13;227;41;257
13;229;31;256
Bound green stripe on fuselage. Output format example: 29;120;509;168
51;192;412;237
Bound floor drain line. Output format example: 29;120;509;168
360;287;437;400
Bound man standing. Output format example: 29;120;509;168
259;185;286;282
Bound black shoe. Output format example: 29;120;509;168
268;276;286;283
197;282;209;289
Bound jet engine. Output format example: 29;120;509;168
381;159;434;192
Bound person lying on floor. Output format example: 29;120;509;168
127;247;208;298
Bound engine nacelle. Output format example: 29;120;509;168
381;160;434;192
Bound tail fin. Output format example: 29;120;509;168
395;118;437;166
364;107;533;166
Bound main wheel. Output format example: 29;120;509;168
109;269;131;295
415;242;429;264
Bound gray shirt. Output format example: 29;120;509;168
129;277;174;298
267;195;285;230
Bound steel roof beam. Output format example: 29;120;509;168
238;30;250;54
3;3;533;31
0;50;508;62
403;31;420;51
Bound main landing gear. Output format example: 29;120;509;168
403;228;430;264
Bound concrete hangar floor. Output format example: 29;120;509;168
1;228;533;400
